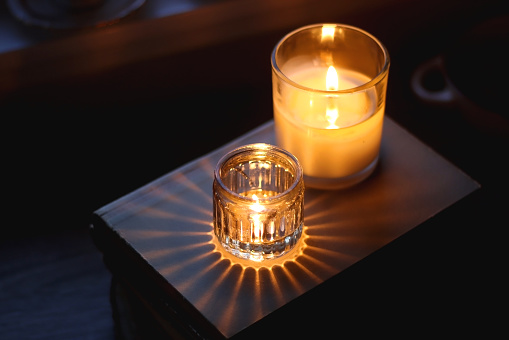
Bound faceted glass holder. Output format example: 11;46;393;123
213;143;304;262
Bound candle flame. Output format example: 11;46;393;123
326;66;339;129
251;194;264;212
326;66;338;91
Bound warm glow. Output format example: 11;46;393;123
321;25;335;41
326;66;339;129
251;194;264;243
251;194;264;212
326;66;338;91
252;214;262;242
326;105;339;129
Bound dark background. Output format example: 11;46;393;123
1;0;507;338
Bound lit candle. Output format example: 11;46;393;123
213;144;304;262
272;24;390;189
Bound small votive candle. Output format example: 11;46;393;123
213;143;304;262
271;23;390;189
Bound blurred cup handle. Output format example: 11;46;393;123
410;56;455;106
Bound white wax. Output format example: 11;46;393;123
274;66;384;179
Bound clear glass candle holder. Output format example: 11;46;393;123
272;23;390;189
213;143;304;262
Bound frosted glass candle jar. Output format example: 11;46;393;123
272;23;390;189
213;143;304;262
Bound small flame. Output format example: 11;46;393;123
326;66;338;91
251;194;264;212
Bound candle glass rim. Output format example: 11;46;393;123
271;23;390;94
214;143;303;203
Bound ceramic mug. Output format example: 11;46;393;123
411;14;509;137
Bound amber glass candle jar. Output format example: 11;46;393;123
213;143;304;262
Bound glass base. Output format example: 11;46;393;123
219;223;303;262
304;156;379;190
